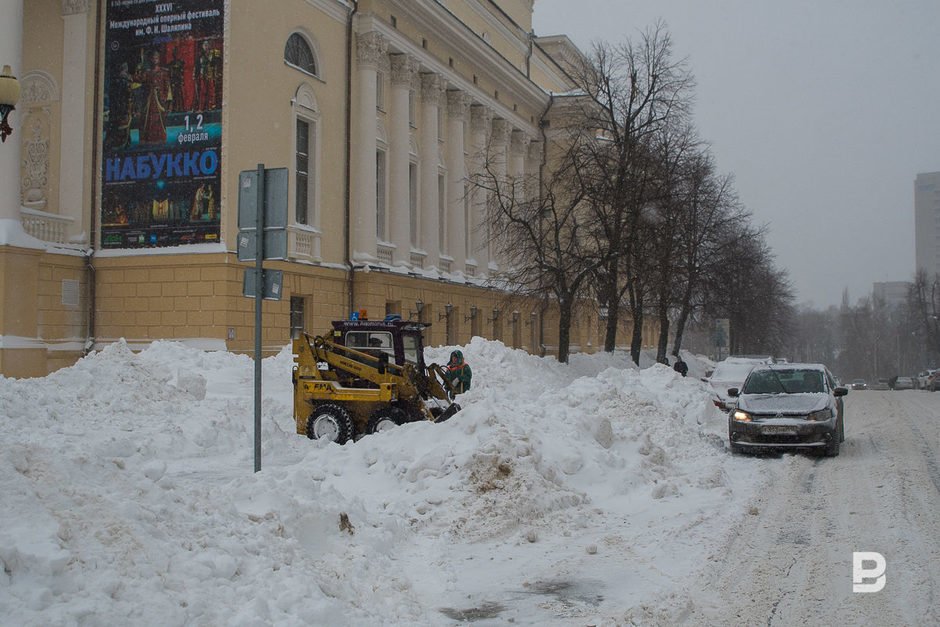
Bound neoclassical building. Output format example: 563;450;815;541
0;0;655;376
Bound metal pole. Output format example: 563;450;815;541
254;163;265;472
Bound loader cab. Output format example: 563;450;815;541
331;318;429;371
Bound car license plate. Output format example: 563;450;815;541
763;425;797;435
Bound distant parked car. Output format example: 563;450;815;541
705;357;774;410
926;371;940;392
894;376;915;391
918;369;938;389
850;379;868;390
871;378;891;391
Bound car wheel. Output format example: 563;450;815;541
730;442;745;455
825;433;840;457
839;418;845;443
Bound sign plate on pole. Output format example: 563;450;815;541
236;230;288;262
243;269;283;301
238;168;289;230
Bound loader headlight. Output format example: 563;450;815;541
732;410;752;423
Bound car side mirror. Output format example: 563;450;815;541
833;387;847;397
727;388;739;398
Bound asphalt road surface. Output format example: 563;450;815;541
681;389;940;626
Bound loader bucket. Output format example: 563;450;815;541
434;402;461;423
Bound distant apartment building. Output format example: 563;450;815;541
872;281;911;309
915;171;940;278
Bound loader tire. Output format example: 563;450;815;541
307;404;354;444
366;407;407;434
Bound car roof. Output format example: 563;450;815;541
751;363;826;371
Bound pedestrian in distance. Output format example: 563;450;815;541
673;356;689;377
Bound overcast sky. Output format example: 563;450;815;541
532;0;940;309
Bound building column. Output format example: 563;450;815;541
418;73;441;269
488;119;511;273
526;139;542;200
388;54;417;267
59;0;89;243
445;90;468;273
352;31;386;263
0;0;24;227
468;104;492;274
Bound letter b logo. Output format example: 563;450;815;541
853;552;886;593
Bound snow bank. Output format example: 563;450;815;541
0;337;756;625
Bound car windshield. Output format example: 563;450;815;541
742;368;825;395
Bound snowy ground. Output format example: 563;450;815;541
2;339;934;625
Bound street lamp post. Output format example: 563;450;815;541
0;65;20;143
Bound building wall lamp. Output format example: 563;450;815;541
409;299;424;320
464;304;478;323
439;302;453;321
0;65;20;143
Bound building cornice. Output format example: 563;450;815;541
358;8;546;134
303;0;352;25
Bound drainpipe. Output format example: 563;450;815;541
85;0;104;355
344;1;359;317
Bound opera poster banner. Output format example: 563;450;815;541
101;0;224;249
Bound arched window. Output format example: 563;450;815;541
285;33;317;76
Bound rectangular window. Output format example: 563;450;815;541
464;182;471;255
409;90;416;127
296;119;310;225
409;162;418;246
376;150;387;240
290;296;305;338
376;72;385;110
438;173;446;252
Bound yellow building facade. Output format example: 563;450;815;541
0;0;653;377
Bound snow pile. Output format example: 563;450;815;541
0;337;758;625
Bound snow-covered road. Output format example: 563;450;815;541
675;390;940;626
2;342;938;626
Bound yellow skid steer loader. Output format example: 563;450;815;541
292;315;460;444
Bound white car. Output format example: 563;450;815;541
706;357;774;410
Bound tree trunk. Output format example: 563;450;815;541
628;283;644;365
557;296;574;363
602;261;621;352
656;307;670;364
672;300;692;357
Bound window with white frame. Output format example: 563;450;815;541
376;71;385;110
285;33;317;76
464;182;471;255
409;161;418;246
376;149;387;240
295;118;313;225
438;172;446;252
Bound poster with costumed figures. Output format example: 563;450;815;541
101;0;224;249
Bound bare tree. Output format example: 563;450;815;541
564;21;695;358
475;114;612;363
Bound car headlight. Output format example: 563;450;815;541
732;410;751;422
807;408;832;422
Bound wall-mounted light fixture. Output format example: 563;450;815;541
0;65;21;143
438;302;453;321
464;304;478;323
409;299;424;320
488;308;500;322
